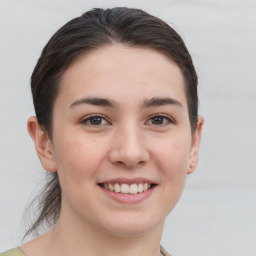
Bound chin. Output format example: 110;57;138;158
96;211;166;237
103;224;158;237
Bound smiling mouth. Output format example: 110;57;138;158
98;183;156;195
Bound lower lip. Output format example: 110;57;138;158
99;186;156;204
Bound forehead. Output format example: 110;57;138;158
58;45;187;108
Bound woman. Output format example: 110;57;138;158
2;7;203;256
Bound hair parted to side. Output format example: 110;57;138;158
26;7;198;237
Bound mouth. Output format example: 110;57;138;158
98;182;156;195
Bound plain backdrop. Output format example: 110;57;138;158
0;0;256;255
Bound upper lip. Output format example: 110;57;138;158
98;177;157;185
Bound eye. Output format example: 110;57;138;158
81;115;110;126
147;115;174;126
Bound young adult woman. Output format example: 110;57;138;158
1;7;203;256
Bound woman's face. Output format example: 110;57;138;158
38;45;203;236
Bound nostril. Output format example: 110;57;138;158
115;160;145;168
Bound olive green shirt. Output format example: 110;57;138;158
1;248;25;256
1;246;172;256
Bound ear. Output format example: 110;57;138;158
187;116;204;174
27;116;57;173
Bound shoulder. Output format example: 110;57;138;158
1;248;26;256
2;246;171;256
160;245;172;256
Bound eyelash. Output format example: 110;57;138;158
81;115;110;126
81;114;174;127
146;114;174;126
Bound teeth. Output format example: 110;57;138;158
143;183;149;192
121;184;130;193
130;184;138;194
138;183;143;193
109;184;115;191
103;182;152;194
114;183;121;193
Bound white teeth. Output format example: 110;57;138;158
138;183;143;193
121;184;130;193
109;184;115;191
103;182;152;194
114;183;121;193
143;183;149;192
130;184;138;194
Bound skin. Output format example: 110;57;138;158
24;45;204;256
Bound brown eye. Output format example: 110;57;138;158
147;115;173;126
89;117;103;125
82;115;109;126
151;116;164;125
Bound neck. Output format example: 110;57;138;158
45;211;164;256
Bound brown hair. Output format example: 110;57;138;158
25;7;198;237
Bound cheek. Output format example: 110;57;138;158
159;149;189;190
153;134;191;195
153;134;191;175
160;139;191;208
52;134;106;185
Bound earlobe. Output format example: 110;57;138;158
27;116;57;173
187;116;204;174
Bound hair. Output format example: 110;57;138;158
25;7;198;237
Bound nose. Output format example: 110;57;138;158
108;125;150;168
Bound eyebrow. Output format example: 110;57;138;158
70;96;183;109
70;97;117;108
142;97;183;108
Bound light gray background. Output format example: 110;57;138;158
0;0;255;255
